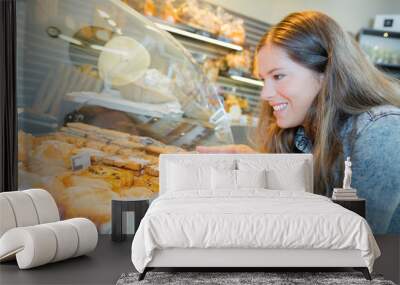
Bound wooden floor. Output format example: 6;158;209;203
0;235;398;285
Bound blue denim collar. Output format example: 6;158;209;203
294;127;313;153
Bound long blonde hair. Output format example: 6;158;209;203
254;11;400;194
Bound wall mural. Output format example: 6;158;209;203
17;0;233;233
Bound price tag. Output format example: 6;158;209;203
209;108;227;124
71;152;91;171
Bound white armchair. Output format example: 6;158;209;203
0;189;98;269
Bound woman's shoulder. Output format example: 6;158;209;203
340;105;400;155
340;105;400;138
361;104;400;122
355;104;400;137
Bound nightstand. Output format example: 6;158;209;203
111;198;150;242
332;198;366;218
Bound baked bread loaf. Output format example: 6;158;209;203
102;155;150;171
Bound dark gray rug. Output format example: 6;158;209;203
116;271;396;285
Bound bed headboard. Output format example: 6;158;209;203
159;153;314;195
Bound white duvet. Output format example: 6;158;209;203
131;190;380;273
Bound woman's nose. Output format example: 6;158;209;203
260;82;275;101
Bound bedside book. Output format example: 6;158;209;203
332;188;358;200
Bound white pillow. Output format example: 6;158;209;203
236;169;267;189
211;168;236;190
211;169;267;190
167;162;211;191
266;163;307;191
238;159;308;191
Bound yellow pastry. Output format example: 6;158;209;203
144;165;159;177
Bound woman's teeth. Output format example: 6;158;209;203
272;103;288;111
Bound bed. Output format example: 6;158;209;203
131;154;380;281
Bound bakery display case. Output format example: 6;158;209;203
125;0;269;126
118;0;270;139
16;0;233;233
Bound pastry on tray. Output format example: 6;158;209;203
133;174;159;192
86;140;107;150
101;144;121;154
78;165;135;190
102;155;150;171
117;148;147;157
120;186;154;198
112;139;145;150
54;132;87;147
144;165;159;177
60;185;118;227
32;140;76;168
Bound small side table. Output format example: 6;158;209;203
112;198;150;242
332;198;366;218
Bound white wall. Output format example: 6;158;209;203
207;0;400;34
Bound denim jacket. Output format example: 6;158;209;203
294;105;400;234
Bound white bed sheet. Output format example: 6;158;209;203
131;190;380;273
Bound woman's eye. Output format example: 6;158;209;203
273;74;285;80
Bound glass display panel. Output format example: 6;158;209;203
17;0;232;233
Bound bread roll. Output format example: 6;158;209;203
60;185;118;226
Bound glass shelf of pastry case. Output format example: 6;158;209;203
65;91;184;118
147;17;243;52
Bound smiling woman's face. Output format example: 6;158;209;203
257;42;323;129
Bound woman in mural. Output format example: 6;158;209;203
197;11;400;234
